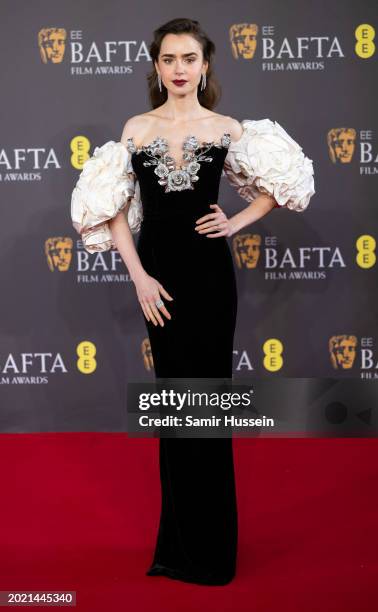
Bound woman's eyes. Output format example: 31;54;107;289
163;58;195;64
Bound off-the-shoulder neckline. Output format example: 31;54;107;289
126;131;231;152
120;119;262;160
125;132;232;170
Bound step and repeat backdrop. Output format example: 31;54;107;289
0;1;377;431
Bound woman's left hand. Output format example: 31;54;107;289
194;204;235;238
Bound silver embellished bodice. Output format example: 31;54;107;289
126;132;231;193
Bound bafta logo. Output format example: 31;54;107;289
232;234;261;269
327;128;356;163
142;338;154;371
329;335;357;370
45;237;72;272
229;23;258;59
38;28;67;64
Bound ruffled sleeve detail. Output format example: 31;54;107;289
223;119;315;212
70;140;143;252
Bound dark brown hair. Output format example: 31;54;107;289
147;17;221;110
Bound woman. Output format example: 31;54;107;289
71;18;315;586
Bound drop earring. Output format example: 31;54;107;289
158;73;162;92
201;73;206;91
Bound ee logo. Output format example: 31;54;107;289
76;341;97;374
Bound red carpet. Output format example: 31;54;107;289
0;433;376;611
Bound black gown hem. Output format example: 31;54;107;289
146;562;235;586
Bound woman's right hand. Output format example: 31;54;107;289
133;272;174;327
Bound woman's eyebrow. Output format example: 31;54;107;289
161;52;198;58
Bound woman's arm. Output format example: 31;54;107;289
108;117;173;327
226;116;277;232
110;206;174;327
228;193;277;235
108;207;146;282
194;117;277;238
109;116;149;282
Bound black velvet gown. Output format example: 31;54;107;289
126;132;238;586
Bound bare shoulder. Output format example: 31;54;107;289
210;112;243;141
223;115;244;141
120;113;154;145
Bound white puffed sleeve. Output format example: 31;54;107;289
70;140;143;252
223;119;315;212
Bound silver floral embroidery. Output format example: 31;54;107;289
126;133;231;193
